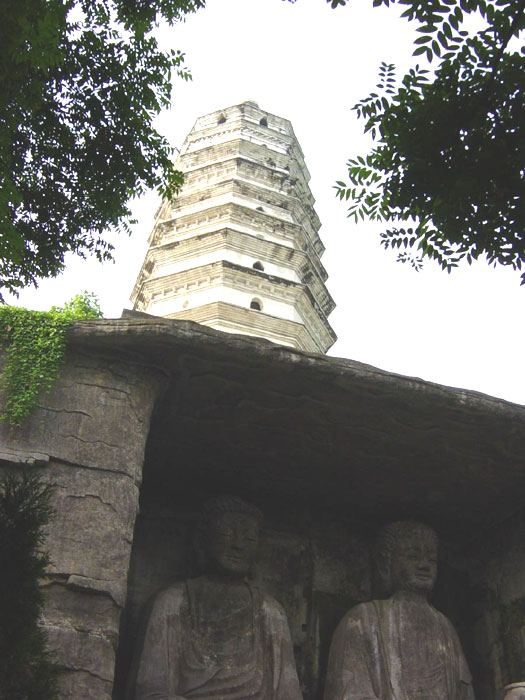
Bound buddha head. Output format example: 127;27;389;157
376;520;438;596
195;496;263;578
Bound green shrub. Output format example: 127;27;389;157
0;471;58;699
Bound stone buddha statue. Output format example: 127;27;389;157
131;496;303;700
324;520;475;700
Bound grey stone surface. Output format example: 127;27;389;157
0;338;163;699
42;582;121;640
47;624;116;682
39;461;139;606
0;346;161;481
57;670;113;700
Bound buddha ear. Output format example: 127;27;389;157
192;520;209;574
375;550;391;596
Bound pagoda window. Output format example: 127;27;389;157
250;299;262;311
253;261;264;271
259;117;268;127
218;115;226;124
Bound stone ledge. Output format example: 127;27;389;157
0;447;50;466
68;316;525;416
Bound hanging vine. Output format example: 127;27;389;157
0;292;103;427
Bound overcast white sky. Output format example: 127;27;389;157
6;0;525;405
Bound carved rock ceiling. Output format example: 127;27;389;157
70;316;525;544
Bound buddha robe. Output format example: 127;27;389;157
324;594;475;700
133;577;303;700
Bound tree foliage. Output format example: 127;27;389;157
326;0;525;281
0;0;204;298
0;471;57;700
0;291;103;426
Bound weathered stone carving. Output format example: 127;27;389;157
324;521;475;700
131;496;303;700
505;683;525;700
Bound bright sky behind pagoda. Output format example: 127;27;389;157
6;0;525;405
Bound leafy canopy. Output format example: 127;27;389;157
0;291;103;426
320;0;525;281
0;0;204;299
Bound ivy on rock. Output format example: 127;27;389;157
0;292;103;427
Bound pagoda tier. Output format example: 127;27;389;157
131;101;336;353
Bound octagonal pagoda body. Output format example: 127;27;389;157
131;101;336;353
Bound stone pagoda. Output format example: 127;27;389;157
130;101;336;354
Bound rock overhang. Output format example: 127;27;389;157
66;314;525;545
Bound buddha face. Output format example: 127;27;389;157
389;529;438;594
207;510;260;578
